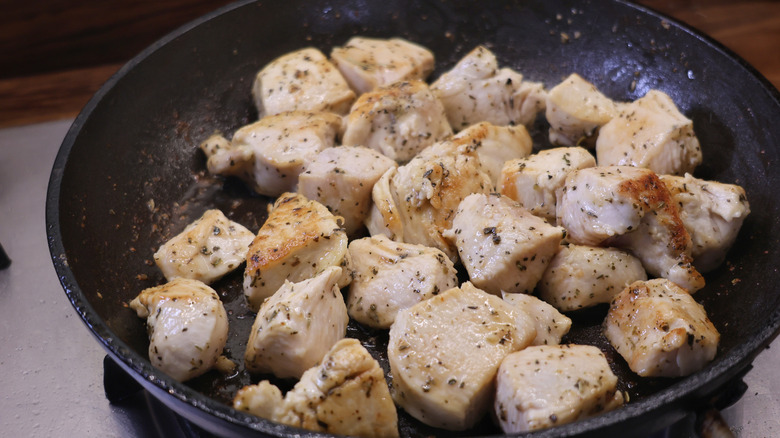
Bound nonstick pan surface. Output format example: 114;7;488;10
47;0;780;436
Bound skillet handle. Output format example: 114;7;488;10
103;355;143;403
0;243;10;269
695;375;748;438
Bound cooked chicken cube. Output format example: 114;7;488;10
153;209;254;284
502;292;572;346
431;45;546;130
596;89;702;176
445;193;565;295
251;47;355;117
495;344;624;433
367;140;492;260
660;173;750;272
451;121;533;188
243;193;351;311
331;36;435;94
545;73;620;147
244;266;348;379
298;145;397;236
199;111;343;197
347;234;458;329
388;282;535;430
342;80;452;162
235;338;399;437
499;147;596;222
129;278;228;382
604;278;720;377
538;244;647;312
556;166;704;292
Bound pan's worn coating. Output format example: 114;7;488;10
47;0;780;436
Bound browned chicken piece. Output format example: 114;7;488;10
545;73;619;147
235;338;400;437
330;36;435;94
445;193;565;295
243;193;351;311
388;282;536;430
596;90;702;176
366;139;492;261
251;47;355;117
495;344;624;433
430;45;546;130
660;173;750;272
538;244;647;312
451;121;533;189
244;267;348;379
342;80;452;162
604;278;720;377
298;145;397;236
199;111;343;197
499;146;596;223
556;165;704;293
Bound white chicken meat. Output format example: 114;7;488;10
341;79;452;162
538;244;647;312
660;173;750;272
235;338;399;437
501;292;572;346
494;344;624;433
243;192;351;311
298;145;397;236
431;45;547;130
153;209;254;284
388;282;535;430
445;193;565;295
244;266;348;379
251;47;355;117
556;165;704;292
367;139;492;261
199;111;343;197
499;146;596;222
596;89;702;176
331;36;435;94
545;73;620;147
129;278;228;382
451;121;533;188
604;278;720;377
346;234;458;329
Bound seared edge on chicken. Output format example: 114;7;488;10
129;278;228;382
153;209;254;284
243;192;351;311
499;146;596;222
660;173;750;272
545;73;619;147
538;244;647;312
244;266;348;379
252;47;355;117
199;111;343;197
298;145;397;236
451;121;533;188
430;45;546;130
331;36;435;94
502;291;572;346
235;338;400;437
596;90;702;176
445;193;565;295
494;344;624;433
342;80;452;162
603;278;720;377
347;234;458;329
388;282;535;430
556;166;704;292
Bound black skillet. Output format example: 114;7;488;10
46;0;780;436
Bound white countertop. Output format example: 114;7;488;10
1;119;778;437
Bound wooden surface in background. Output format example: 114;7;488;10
1;0;778;128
